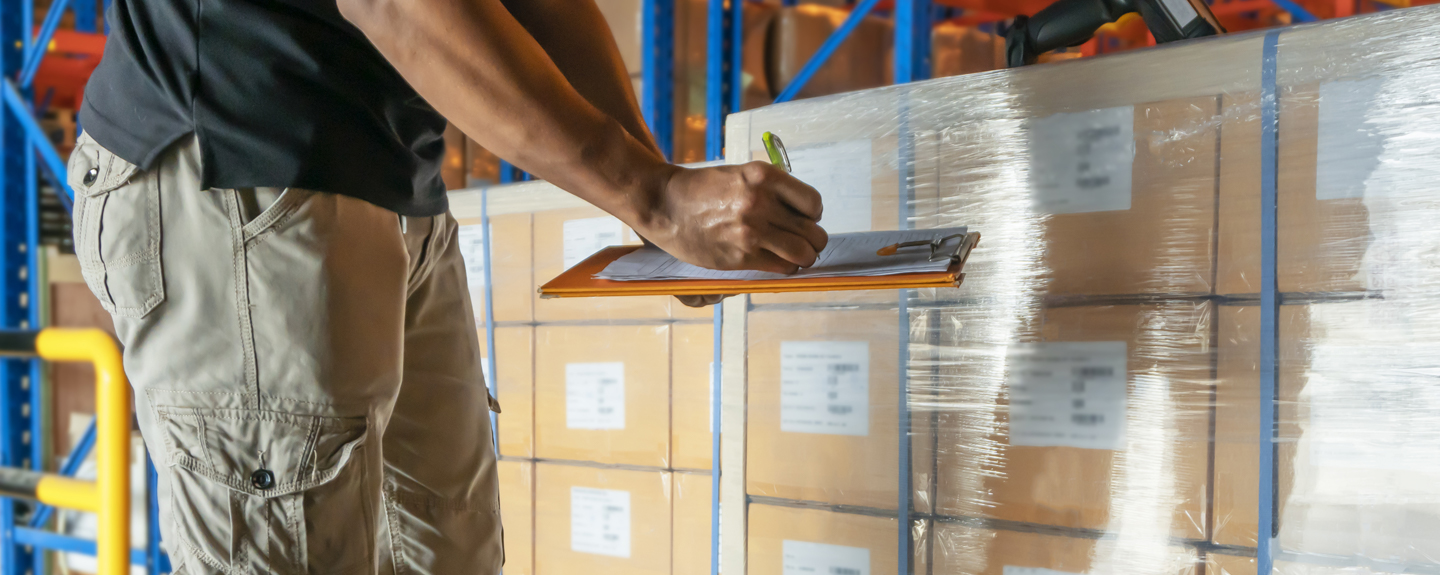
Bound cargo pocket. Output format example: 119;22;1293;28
154;407;371;574
69;133;163;318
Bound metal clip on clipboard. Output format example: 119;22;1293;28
876;233;974;263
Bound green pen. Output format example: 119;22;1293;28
762;131;791;173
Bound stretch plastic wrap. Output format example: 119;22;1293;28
723;6;1440;575
454;6;1440;575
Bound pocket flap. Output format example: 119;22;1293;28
68;133;139;197
156;407;367;498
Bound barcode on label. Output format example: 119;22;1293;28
829;364;861;374
832;568;862;575
1074;366;1112;377
1072;413;1104;426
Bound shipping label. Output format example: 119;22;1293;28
563;216;626;269
1029;106;1135;214
783;540;870;575
570;487;631;558
788;140;874;234
1007;342;1127;450
566;362;626;430
1317;78;1386;201
780;341;870;436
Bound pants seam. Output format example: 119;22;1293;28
224;189;261;411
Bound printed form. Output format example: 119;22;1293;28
594;227;968;281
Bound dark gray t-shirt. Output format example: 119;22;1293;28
82;0;449;216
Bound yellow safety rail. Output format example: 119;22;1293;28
0;328;130;575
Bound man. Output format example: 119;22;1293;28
70;0;827;571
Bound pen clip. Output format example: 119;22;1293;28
762;132;791;173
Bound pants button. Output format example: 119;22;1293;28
82;167;98;186
251;469;276;490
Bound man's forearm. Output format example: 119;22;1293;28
502;0;662;158
339;0;670;230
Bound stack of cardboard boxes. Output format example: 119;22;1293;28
449;181;719;575
725;10;1440;574
453;7;1440;574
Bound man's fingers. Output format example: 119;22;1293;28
748;250;802;275
770;212;829;254
767;170;824;221
758;227;820;268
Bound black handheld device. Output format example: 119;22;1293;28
1005;0;1225;67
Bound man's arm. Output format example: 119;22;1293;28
339;0;827;273
501;0;661;159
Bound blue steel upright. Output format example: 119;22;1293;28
0;0;38;572
642;0;675;160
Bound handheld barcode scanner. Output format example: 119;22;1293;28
1005;0;1225;67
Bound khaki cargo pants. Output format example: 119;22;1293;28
68;133;503;574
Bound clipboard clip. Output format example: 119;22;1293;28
877;233;972;263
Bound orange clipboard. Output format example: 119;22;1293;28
539;232;979;298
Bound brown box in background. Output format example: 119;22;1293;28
465;137;502;187
747;504;900;575
534;463;672;575
672;0;774;163
768;5;893;101
535;324;672;467
935;302;1214;541
1216;87;1370;295
454;213;533;324
673;471;712;575
930;22;1004;78
932;523;1200;574
442;123;467;190
532;207;669;321
1037;97;1220;296
672;322;715;471
1212;304;1263;547
481;326;535;458
499;460;535;575
746;309;934;510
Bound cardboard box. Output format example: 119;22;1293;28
1035;97;1220;296
1212;304;1263;547
747;504;901;575
768;5;893;101
931;23;1004;78
532;207;670;321
673;471;713;575
935;303;1214;541
746;309;935;510
499;460;534;575
534;463;672;575
672;322;716;471
932;523;1199;574
481;327;535;458
1214;300;1440;561
453;212;533;324
1208;553;1411;575
535;324;672;467
1216;86;1371;295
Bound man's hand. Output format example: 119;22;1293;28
638;162;829;275
676;294;728;308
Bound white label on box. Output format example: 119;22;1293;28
1007;342;1127;450
783;540;870;575
456;224;487;322
563;216;626;269
1003;567;1085;575
570;487;631;558
788;140;873;234
566;362;625;430
780;341;869;436
1317;78;1386;201
1028;106;1135;214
